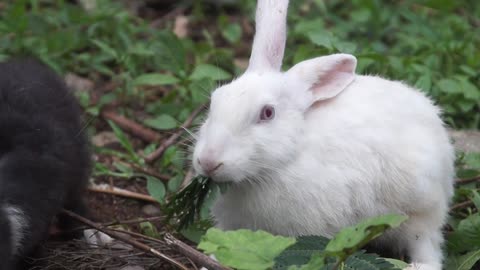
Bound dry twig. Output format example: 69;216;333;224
450;200;474;212
61;209;189;270
164;233;231;270
145;105;205;163
102;109;161;142
88;185;158;204
455;175;480;185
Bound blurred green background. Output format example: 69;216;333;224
1;1;480;268
1;0;478;130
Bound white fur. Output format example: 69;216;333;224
4;205;28;255
83;229;114;247
248;0;289;71
192;1;454;270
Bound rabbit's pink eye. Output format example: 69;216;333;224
260;105;275;121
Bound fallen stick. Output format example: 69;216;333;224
450;200;474;212
129;163;171;182
164;233;231;270
145;105;205;163
61;209;189;270
70;216;165;232
88;185;158;204
455;175;480;185
102;109;161;143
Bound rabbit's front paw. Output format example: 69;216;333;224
404;263;440;270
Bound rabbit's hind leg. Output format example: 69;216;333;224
404;215;444;270
0;204;26;270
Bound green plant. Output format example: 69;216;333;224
198;214;408;270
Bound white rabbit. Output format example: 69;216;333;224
192;1;454;269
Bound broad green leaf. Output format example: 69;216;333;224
222;23;242;44
306;31;333;50
288;252;325;270
91;39;118;59
437;79;461;94
384;258;409;269
154;31;186;74
198;228;296;270
470;190;480;210
133;73;179;86
274;236;330;269
190;64;231;81
168;174;184;192
457;250;480;270
181;220;212;244
342;251;399;270
465;153;480;170
448;214;480;253
325;214;408;257
143;114;178;130
446;250;480;270
146;176;166;203
107;121;139;162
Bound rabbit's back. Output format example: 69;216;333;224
305;74;454;201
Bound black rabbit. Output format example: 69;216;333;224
0;59;90;269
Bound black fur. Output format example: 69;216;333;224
0;59;90;269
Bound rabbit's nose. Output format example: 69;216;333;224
198;157;223;176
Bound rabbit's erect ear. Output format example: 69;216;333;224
287;54;357;101
247;0;289;72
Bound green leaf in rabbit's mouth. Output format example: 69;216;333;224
164;175;217;231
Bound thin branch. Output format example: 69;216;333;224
130;163;171;182
450;200;474;212
88;185;158;204
145;105;205;163
164;233;231;270
455;175;480;185
102;109;161;143
61;209;189;270
70;216;165;232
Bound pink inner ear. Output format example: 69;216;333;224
310;58;356;100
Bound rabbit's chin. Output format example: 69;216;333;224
208;166;256;184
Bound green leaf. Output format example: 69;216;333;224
343;251;398;270
168;174;184;192
470;190;480;210
198;228;296;270
384;258;409;269
465;153;480;170
325;214;408;258
448;214;480;253
288;252;325;270
222;23;242;44
437;79;461;94
107;121;140;162
91;39;118;59
164;176;215;230
446;250;480;270
133;73;179;86
306;31;333;50
146;176;166;203
274;236;330;269
154;31;186;74
190;64;231;81
457;250;480;270
143;114;178;130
